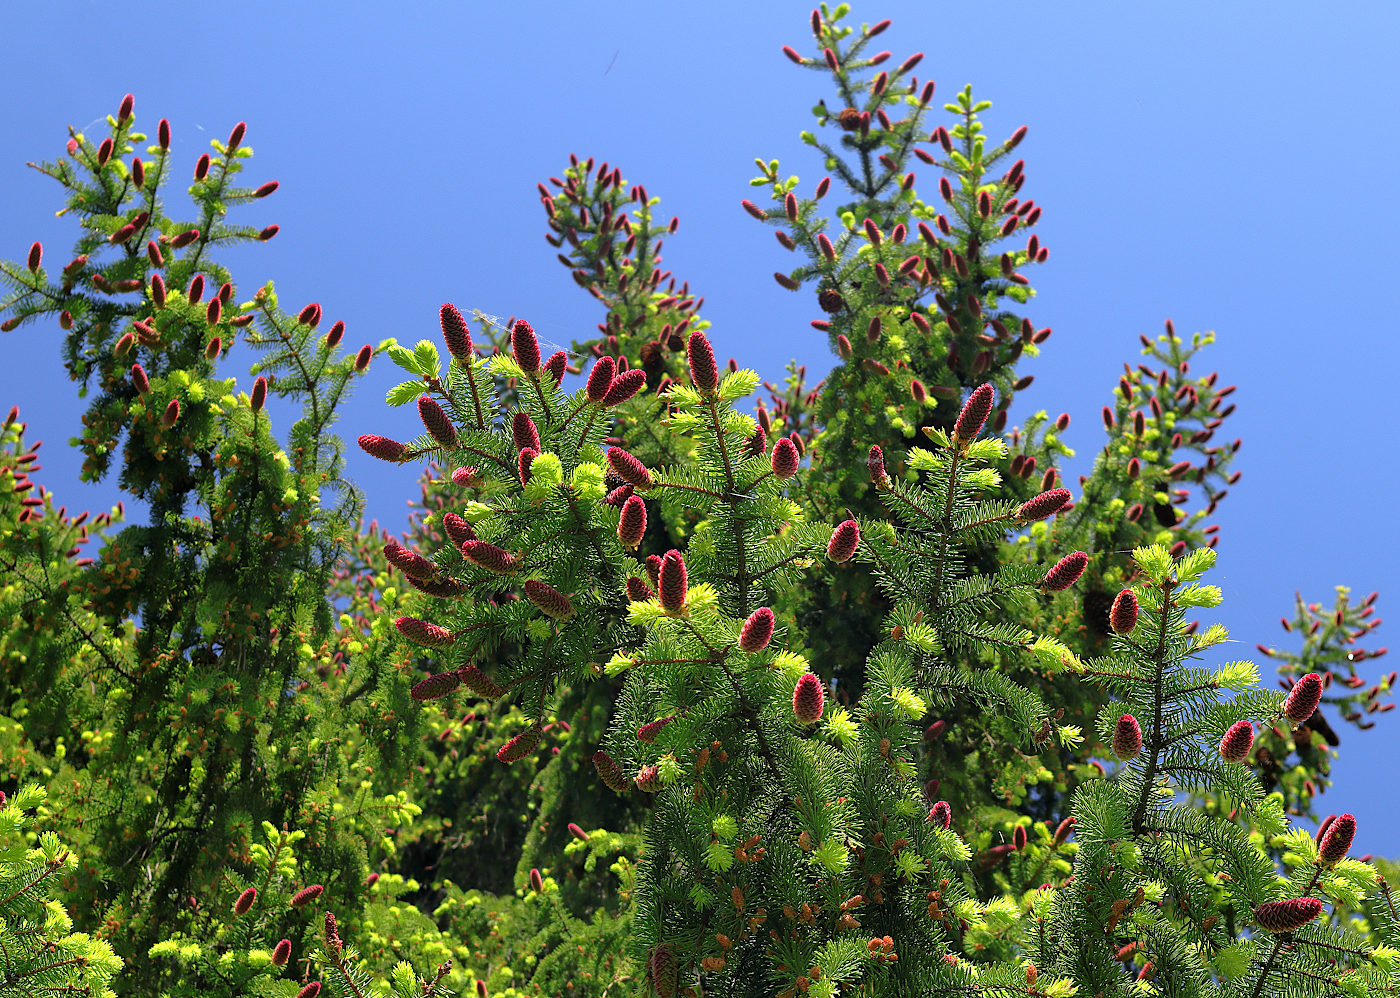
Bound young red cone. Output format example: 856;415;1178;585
440;303;474;362
607;446;654;490
793;673;825;723
1013;825;1027;851
233;887;257;916
649;945;678;998
1219;719;1254;763
771;437;800;479
411;672;462;701
290;885;324;908
1016;488;1071;523
927;800;951;829
511;319;541;373
593;750;631;792
867;444;889;487
658;550;688;613
1039;552;1088;592
1112;714;1143;760
828;520;860;563
524;579;575;620
586;356;616;402
626;576;654;602
160;399;180;429
1254;898;1324;933
395;616;456;648
545;350;567;384
740;607;775;653
297;983;321;998
637;716;675;744
419;395;458;447
1284;673;1323;723
1318;813;1356;864
271;939;292;967
601;368;646;406
953;384;995;444
687;330;718;392
383;539;438;580
458;665;506;699
512;412;541;452
497;723;543;763
1110;589;1139;634
617;494;647;548
131;363;150;395
461;540;519;574
442;512;475;546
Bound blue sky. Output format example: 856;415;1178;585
2;1;1397;852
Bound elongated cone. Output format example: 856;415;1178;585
658;550;687;613
1110;589;1139;634
953;384;994;444
406;574;465;599
524;579;574;620
297;983;321;998
828;520;860;563
1318;813;1355;864
604;484;634;507
1016;488;1071;523
1284;673;1323;723
419;395;458;447
290;885;324;908
1219;719;1253;762
1040;551;1088;592
568;822;589;841
928;800;951;829
1113;714;1143;760
518;446;534;486
1254;898;1323;933
594;750;631;792
645;554;662;590
545;350;567;384
458;664;506;699
512;412;541;452
586;356;616;402
411;671;462;701
354;344;373;371
498;723;543;763
1053;816;1075;845
442;512;475;546
637;716;674;743
607;446;653;490
131;363;150;395
395;616;456;647
359;434;407;462
867;444;889;487
601;368;646;406
440;303;473;362
234;887;257;915
771;437;800;479
383;539;437;580
271;939;292;967
512;319;540;373
529;868;543;893
626;576;654;602
451;466;481;487
161;399;180;428
649;945;678;998
461;540;518;574
1013;825;1027;850
793;672;825;723
740;607;775;652
687;330;718;392
618;494;647;548
635;763;662;792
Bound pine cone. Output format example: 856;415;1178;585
1219;720;1254;763
1318;813;1355;864
411;671;462;701
1112;714;1143;760
1283;673;1323;723
793;673;825;723
1110;589;1139;634
1253;898;1323;933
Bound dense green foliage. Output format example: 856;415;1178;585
0;5;1395;997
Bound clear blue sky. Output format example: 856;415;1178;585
2;2;1397;852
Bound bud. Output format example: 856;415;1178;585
953;384;995;444
171;228;200;249
97;137;113;165
194;153;210;180
295;302;320;328
618;495;647;548
586;356;616;402
1112;714;1143;760
1215;716;1248;761
1110;589;1139;634
758;437;799;481
258;224;279;241
658;550;688;613
1013;825;1027;851
828;519;860;563
291;885;325;908
384;539;442;580
1283;673;1323;723
205;298;221;325
113;332;135;355
793;673;825;723
740;607;775;653
395;616;456;648
497;723;543;764
511;319;541;373
1016;488;1071;523
687;331;718;392
250;376;267;412
410;394;458;448
440;512;475;547
1039;551;1088;592
602;369;646;406
26;242;41;272
271;939;292;967
354;344;372;371
1318;813;1355;863
524;579;575;620
569;822;589;841
607;447;653;490
130;364;150;395
358;434;408;462
439;303;474;362
544;350;567;384
1052;816;1075;845
319;320;345;349
910;378;927;404
458;665;506;699
836;334;852;359
297;984;321;998
637;716;674;744
927;801;951;829
1254;898;1323;933
234;887;257;916
512;412;541;453
461;540;519;574
157;118;171;149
